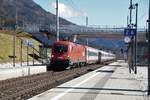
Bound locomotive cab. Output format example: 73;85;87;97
50;42;73;69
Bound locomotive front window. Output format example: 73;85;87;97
54;45;68;53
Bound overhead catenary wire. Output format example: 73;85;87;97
65;0;85;15
134;0;149;24
139;9;148;20
65;0;80;11
138;0;148;19
138;0;142;4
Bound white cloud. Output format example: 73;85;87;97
52;2;85;18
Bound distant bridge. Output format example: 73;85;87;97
21;24;146;42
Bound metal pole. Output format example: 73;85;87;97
86;15;88;63
134;3;138;74
127;16;129;26
56;0;59;41
131;0;134;71
148;0;150;95
86;38;88;64
129;0;132;26
33;47;34;65
27;44;29;66
13;30;16;67
13;7;18;67
20;39;22;66
46;48;48;62
129;0;133;72
146;20;148;36
127;15;131;73
86;16;88;27
86;38;88;46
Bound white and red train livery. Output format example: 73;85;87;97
50;40;115;69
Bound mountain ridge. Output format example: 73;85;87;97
0;0;74;28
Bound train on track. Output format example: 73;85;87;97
50;40;116;70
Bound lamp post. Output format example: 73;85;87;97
134;3;138;74
129;0;134;71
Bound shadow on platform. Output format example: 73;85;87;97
55;86;147;93
96;70;114;73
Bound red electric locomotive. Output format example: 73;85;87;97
51;41;86;69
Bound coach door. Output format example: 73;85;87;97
98;52;101;63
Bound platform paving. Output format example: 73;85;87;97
29;60;149;100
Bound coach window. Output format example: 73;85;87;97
88;51;98;56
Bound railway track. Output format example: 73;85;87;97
0;62;112;100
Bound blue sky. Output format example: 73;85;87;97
33;0;148;27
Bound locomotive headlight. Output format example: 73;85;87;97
51;54;54;57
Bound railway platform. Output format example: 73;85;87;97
29;60;148;100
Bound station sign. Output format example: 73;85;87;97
124;28;136;37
